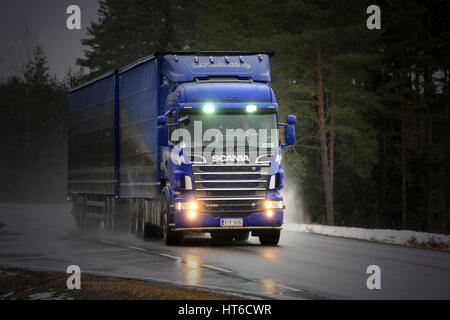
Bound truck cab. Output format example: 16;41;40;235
156;52;296;245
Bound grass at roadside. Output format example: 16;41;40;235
0;267;239;300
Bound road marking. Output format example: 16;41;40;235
275;282;304;292
160;253;182;260
100;240;116;245
127;245;146;251
202;264;233;273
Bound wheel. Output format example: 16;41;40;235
109;197;116;231
136;199;149;240
129;200;135;234
81;195;100;232
234;231;250;241
161;195;182;245
258;230;280;246
72;195;83;230
130;199;141;235
105;197;111;230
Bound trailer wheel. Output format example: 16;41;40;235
105;197;112;230
130;199;138;234
136;199;149;240
81;195;100;232
161;195;182;245
258;230;280;246
72;195;83;230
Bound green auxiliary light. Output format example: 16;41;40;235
246;104;257;112
203;103;215;113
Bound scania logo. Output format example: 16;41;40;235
211;155;250;162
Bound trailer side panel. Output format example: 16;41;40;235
118;58;159;199
68;72;116;195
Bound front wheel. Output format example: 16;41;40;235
161;195;182;245
258;230;280;246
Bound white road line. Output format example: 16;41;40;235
160;253;182;260
275;282;304;292
202;264;233;273
100;240;116;245
127;245;146;251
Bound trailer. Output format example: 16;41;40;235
68;52;296;245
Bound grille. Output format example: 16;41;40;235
192;162;269;214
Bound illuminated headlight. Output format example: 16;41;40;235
245;104;257;112
265;200;283;209
187;211;196;219
175;201;197;211
203;103;215;113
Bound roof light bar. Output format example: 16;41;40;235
246;104;257;112
203;103;215;113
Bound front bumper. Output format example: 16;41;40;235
171;210;283;231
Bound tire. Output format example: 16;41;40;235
161;195;182;245
109;197;116;231
81;195;100;232
258;230;280;246
105;197;111;231
130;200;137;234
234;231;250;241
136;199;149;240
72;195;82;230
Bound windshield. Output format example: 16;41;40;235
177;113;279;149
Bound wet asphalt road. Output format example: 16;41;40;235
0;203;449;299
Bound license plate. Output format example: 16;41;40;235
220;218;243;227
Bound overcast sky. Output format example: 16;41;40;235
0;0;100;81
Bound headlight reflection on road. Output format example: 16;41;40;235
184;255;202;286
261;249;277;260
261;278;277;295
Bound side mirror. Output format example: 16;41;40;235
285;124;295;146
287;114;297;125
157;115;167;126
280;115;296;148
157;116;168;146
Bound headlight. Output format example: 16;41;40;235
265;200;283;209
187;211;196;219
175;201;197;211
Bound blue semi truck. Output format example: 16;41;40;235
68;52;296;245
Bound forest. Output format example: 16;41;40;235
0;0;448;233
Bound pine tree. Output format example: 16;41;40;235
24;46;50;87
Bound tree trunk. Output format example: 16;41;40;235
400;71;407;229
444;68;449;232
330;47;336;209
315;0;334;226
425;12;433;231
